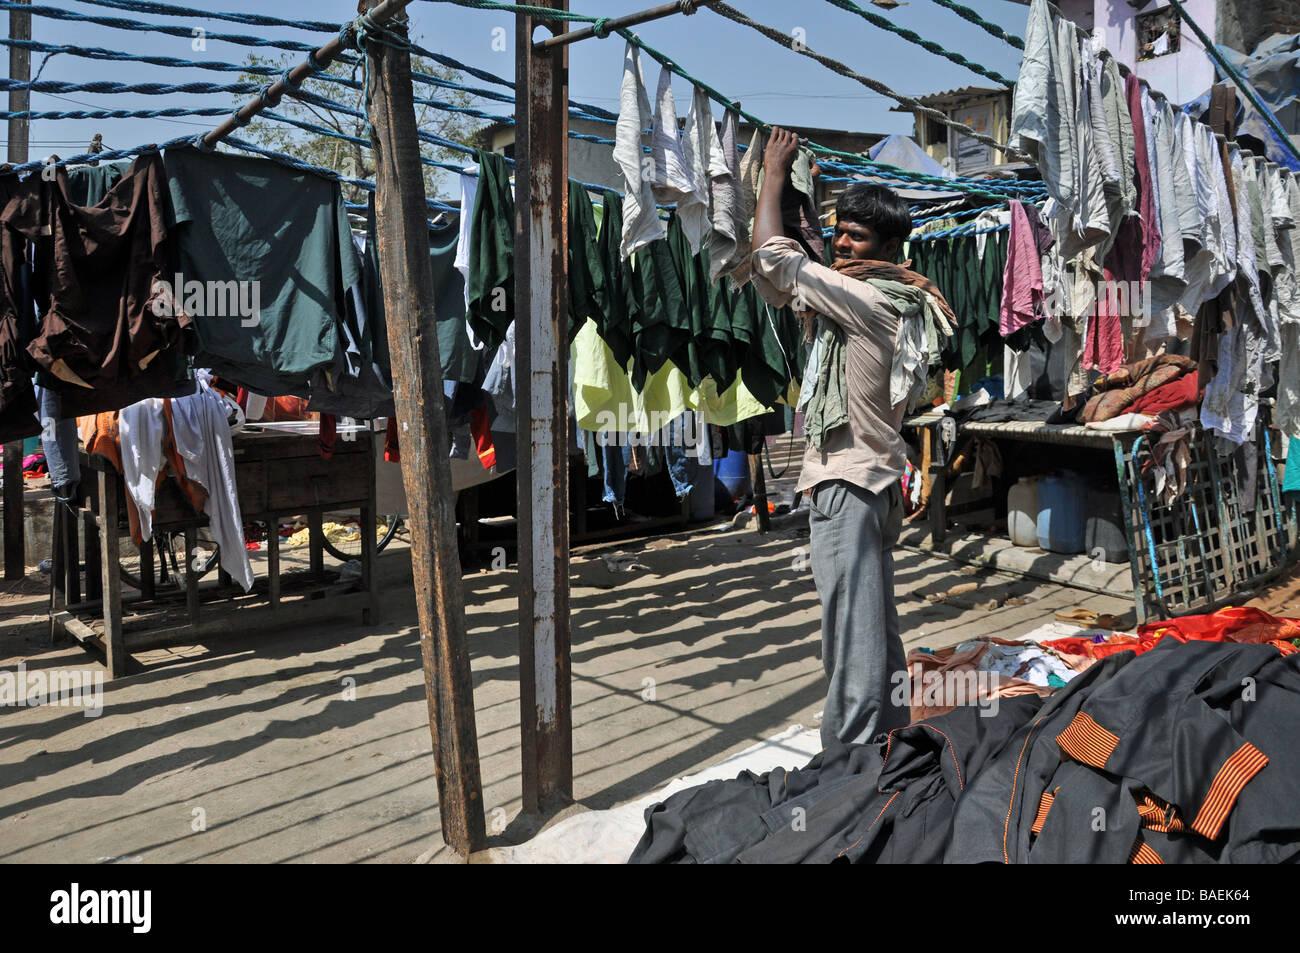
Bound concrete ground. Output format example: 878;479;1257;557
0;489;1137;863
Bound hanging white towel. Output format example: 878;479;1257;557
453;164;478;309
117;398;167;542
614;41;664;259
649;65;696;210
678;86;729;256
728;127;765;285
708;108;743;279
171;372;254;592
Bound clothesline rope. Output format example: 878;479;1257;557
927;0;1024;51
413;0;1042;193
822;0;1015;87
7;26;1037;198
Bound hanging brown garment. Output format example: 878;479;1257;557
2;152;192;395
0;166;38;443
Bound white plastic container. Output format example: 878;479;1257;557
1007;477;1039;548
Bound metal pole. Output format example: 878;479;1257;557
516;0;573;813
533;0;716;51
4;0;30;581
363;0;485;855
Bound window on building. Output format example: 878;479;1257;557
949;103;993;174
1137;7;1180;60
925;117;947;148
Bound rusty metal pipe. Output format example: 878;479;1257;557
533;0;717;51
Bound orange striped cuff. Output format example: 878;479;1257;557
1056;711;1121;769
1129;837;1164;864
1031;790;1055;835
1136;793;1185;833
1190;743;1269;841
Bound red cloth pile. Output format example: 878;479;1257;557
1043;607;1300;659
1127;374;1201;416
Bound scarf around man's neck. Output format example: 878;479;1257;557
799;258;956;453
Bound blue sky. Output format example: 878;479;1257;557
2;0;1031;197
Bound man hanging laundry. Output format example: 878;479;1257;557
751;127;953;749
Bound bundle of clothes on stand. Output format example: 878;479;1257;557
629;608;1300;864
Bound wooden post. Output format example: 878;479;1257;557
749;452;771;533
100;471;125;678
515;0;574;813
364;1;485;855
3;0;30;581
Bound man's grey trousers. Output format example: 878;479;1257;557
808;479;910;749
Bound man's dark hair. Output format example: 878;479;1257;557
835;183;911;243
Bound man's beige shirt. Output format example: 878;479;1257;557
750;236;908;496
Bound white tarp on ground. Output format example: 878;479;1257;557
470;724;822;864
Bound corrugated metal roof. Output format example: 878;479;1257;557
889;85;1008;111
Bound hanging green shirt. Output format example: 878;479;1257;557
466;149;514;350
567;181;606;347
359;195;477;385
594;190;636;368
164;146;359;395
67;160;129;207
629;221;691;391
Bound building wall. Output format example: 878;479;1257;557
1092;0;1218;104
489;118;627;190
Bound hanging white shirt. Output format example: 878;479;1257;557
614;42;664;259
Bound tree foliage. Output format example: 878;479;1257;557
237;44;491;208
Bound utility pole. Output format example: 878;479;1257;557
515;0;573;813
4;0;30;581
363;0;485;855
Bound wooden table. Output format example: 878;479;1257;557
51;428;380;677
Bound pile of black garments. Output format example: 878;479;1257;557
628;640;1300;863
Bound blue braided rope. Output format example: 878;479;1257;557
0;0;618;121
0;105;230;121
0;36;619;127
0;76;262;96
910;220;1011;242
11;135;195;175
71;0;341;33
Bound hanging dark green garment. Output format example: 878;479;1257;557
308;196;394;418
568;181;606;346
703;275;738;393
466;149;514;350
666;212;709;388
733;281;790;409
594;190;636;368
362;195;477;385
629;221;691;391
67;161;128;207
164;145;358;396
